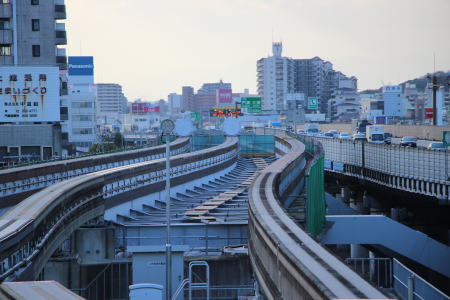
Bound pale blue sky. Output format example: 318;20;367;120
66;0;450;101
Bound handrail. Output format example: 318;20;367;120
172;278;189;300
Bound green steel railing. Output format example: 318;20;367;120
305;155;326;237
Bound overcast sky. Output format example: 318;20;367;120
66;0;450;101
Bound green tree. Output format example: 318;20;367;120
114;132;124;149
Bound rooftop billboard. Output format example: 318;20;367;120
68;56;94;76
0;66;60;122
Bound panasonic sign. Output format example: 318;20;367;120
68;56;94;76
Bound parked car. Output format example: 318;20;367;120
384;132;392;144
324;132;334;138
352;133;367;141
427;142;446;150
400;137;417;147
338;132;352;140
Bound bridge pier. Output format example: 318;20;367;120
350;193;370;259
340;187;350;204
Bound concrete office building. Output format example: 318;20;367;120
67;56;97;153
285;93;306;125
194;81;231;114
197;80;231;95
168;93;182;115
0;0;67;69
96;83;128;126
182;86;194;112
0;0;67;162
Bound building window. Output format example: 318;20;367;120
31;0;39;5
0;18;10;30
0;44;11;56
32;19;40;31
1;0;11;3
32;45;40;57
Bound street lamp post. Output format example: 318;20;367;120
161;119;175;300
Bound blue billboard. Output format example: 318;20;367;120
68;56;94;76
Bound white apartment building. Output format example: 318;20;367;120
96;83;128;126
382;85;405;118
257;42;293;112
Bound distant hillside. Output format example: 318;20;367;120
359;88;381;94
400;71;449;92
363;71;449;93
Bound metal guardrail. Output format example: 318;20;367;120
346;257;450;300
345;257;393;289
393;259;450;300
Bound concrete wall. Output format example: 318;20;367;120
0;124;62;158
16;0;59;65
296;123;450;140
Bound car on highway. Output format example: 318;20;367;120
400;137;417;147
338;132;352;140
427;142;446;151
384;133;392;144
352;133;367;141
328;130;339;138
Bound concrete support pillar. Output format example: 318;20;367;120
350;244;369;258
390;208;401;221
341;187;350;204
350;192;369;214
350;199;364;213
369;251;375;281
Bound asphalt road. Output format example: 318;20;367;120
390;138;433;148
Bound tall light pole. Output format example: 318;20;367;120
161;119;175;300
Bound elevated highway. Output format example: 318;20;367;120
297;135;450;203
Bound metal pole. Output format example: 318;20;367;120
12;0;18;65
165;135;172;300
446;147;448;182
432;74;437;126
407;275;414;300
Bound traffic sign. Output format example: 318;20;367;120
241;97;261;113
190;112;201;123
161;119;175;134
307;97;318;110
